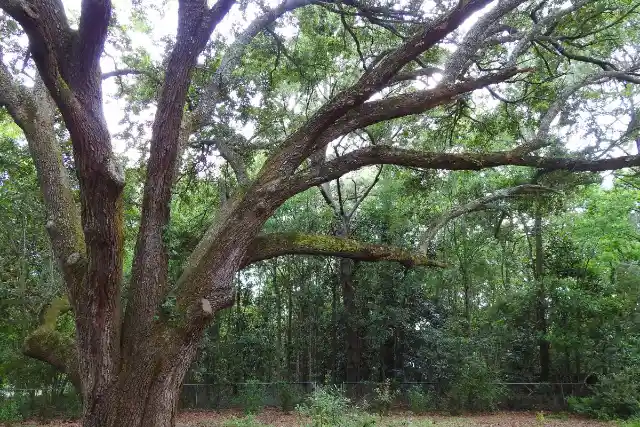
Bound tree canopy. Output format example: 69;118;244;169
0;0;639;426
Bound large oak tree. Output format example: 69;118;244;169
1;0;639;425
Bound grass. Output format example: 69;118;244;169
11;409;621;427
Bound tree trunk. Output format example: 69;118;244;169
341;257;362;383
534;204;551;381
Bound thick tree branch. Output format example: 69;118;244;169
419;184;555;251
192;0;314;128
173;1;511;332
241;233;447;268
22;297;80;392
2;2;127;404
512;69;640;155
291;145;640;193
256;0;496;184
124;0;235;359
0;61;86;297
441;0;527;82
322;68;527;143
77;0;112;70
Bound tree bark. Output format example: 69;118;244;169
341;257;362;383
534;203;551;381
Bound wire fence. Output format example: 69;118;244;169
178;381;592;412
1;380;592;418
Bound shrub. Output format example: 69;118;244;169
277;382;300;414
569;365;640;420
296;386;351;427
446;354;508;413
371;379;397;416
0;398;21;424
218;415;269;427
340;412;379;427
407;386;434;414
236;380;265;415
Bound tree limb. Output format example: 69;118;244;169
441;0;527;82
320;68;528;144
0;59;86;297
291;145;640;194
192;0;315;128
241;232;448;268
22;297;80;392
124;0;235;359
256;0;497;185
419;184;556;251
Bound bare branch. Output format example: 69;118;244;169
512;69;640;155
101;68;161;84
419;184;556;251
347;165;382;220
390;67;443;83
241;232;448;268
192;0;314;128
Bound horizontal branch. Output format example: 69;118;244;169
241;232;447;268
291;146;640;193
324;68;527;141
101;68;161;84
419;184;556;251
22;297;80;392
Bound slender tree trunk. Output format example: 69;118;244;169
341;257;361;383
331;277;338;383
287;274;293;381
534;204;551;381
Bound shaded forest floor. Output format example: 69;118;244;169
17;409;618;426
176;409;616;426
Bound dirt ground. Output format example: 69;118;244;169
18;409;617;426
175;409;616;426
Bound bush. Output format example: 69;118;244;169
371;379;397;416
446;354;508;413
277;382;300;414
219;415;269;427
407;386;434;414
296;386;351;427
0;398;21;424
235;380;265;415
569;366;640;420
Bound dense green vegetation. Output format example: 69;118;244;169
2;104;639;420
1;0;640;425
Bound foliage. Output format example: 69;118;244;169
569;365;640;420
0;398;21;424
218;415;269;427
371;379;398;416
277;382;300;414
235;380;265;415
407;387;434;415
296;386;351;427
446;354;508;413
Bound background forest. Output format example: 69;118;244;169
1;108;639;420
1;0;640;425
